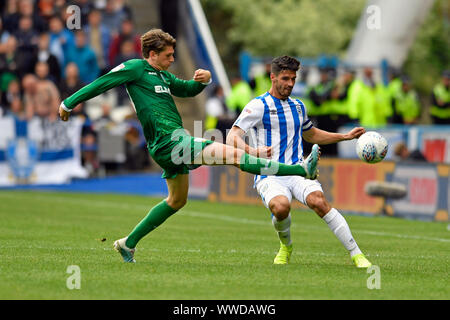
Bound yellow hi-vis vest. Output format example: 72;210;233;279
430;84;450;119
226;80;253;114
394;89;420;123
253;74;272;97
347;80;391;127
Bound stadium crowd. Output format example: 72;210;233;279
0;0;149;175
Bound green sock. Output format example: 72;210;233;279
239;153;307;176
125;200;178;248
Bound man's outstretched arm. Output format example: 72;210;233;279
60;61;143;121
302;127;366;145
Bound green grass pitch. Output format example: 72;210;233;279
0;190;448;300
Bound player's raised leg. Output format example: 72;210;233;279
306;191;372;268
199;142;320;179
114;174;188;262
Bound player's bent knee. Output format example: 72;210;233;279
269;199;291;220
306;192;330;217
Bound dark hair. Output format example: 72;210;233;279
141;28;176;58
271;56;300;75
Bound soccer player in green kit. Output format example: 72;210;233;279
59;29;320;263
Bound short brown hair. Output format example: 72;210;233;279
271;55;300;75
140;28;176;58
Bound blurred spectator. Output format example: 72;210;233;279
109;18;141;66
308;68;334;118
21;73;38;119
113;38;140;105
0;17;12;53
65;29;99;83
331;68;356;127
48;14;75;67
32;32;61;85
387;68;402;102
22;73;60;121
60;62;98;176
0;78;21;116
96;101;114;127
115;0;134;21
205;85;226;130
38;0;67;19
59;62;84;100
35;75;60;121
430;70;450;124
84;9;111;73
291;66;309;98
0;36;30;83
81;131;99;176
13;15;39;61
2;78;21;107
34;61;52;82
68;95;98;176
38;0;56;19
225;75;252;120
205;85;234;139
394;142;427;162
102;0;127;36
2;0;19;31
3;0;47;33
124;117;149;171
249;61;272;97
72;0;96;28
308;68;337;155
112;38;139;66
391;76;420;124
6;96;25;119
347;67;392;127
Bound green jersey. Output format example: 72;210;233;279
62;59;208;149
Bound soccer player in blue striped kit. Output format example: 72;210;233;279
227;56;372;267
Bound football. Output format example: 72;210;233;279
356;131;388;164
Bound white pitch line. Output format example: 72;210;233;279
0;192;449;243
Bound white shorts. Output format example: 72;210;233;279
255;176;323;208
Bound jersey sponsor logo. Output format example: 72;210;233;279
148;72;157;75
269;109;277;115
154;85;171;94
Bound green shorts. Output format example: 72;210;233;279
149;133;214;179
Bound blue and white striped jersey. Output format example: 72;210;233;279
233;92;313;185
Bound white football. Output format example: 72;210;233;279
356;131;388;164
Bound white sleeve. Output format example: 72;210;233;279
232;99;264;133
302;117;313;131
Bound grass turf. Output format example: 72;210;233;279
0;190;448;300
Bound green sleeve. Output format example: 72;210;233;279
62;59;144;110
165;72;208;98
